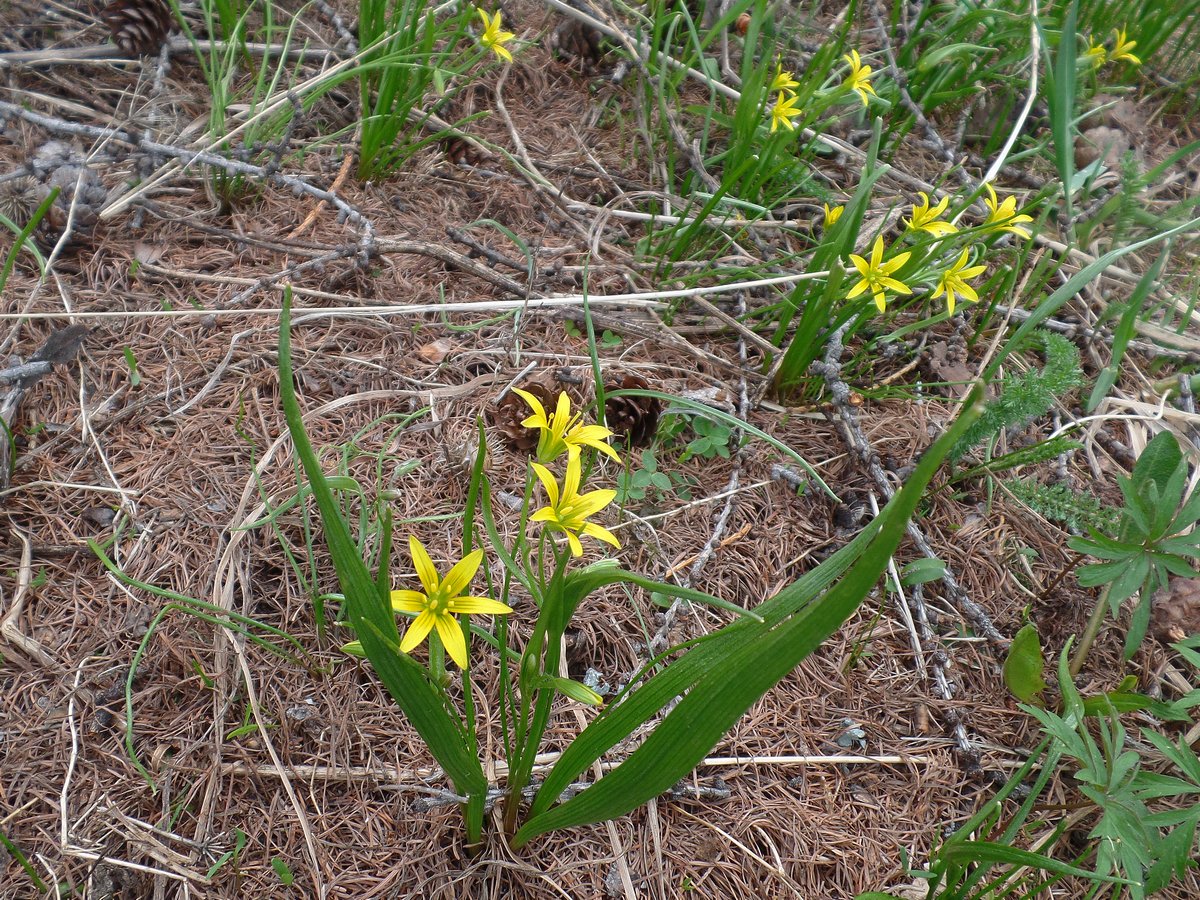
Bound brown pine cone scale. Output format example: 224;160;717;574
101;0;173;56
605;374;660;448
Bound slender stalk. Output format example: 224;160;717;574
504;546;570;835
1069;584;1112;677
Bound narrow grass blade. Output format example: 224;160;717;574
1048;0;1079;229
278;289;486;796
1086;248;1169;411
983;213;1200;380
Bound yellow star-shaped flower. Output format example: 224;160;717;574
1110;28;1140;65
514;388;620;464
847;234;911;313
842;50;877;107
1084;35;1106;68
769;91;802;133
932;248;988;316
530;456;620;558
905;192;957;237
477;8;515;62
982;183;1034;239
823;203;845;227
391;537;512;669
770;61;799;94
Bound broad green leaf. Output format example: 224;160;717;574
278;290;486;797
1143;815;1199;892
916;42;992;71
1003;623;1047;702
1131;431;1183;495
539;676;605;707
271;857;295;886
559;562;763;625
1081;689;1194;722
900;557;946;586
1125;592;1154;659
513;386;985;845
520;503;885;826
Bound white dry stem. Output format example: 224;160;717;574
0;272;826;323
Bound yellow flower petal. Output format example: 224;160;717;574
434;613;468;669
877;276;912;294
582;522;621;550
571;488;618;519
531;461;559;508
399;609;437;654
390;589;427;612
446;595;514;615
869;234;885;266
880;250;911;274
440;548;483;599
408;536;440;595
513;388;546;425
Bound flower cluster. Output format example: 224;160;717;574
842;50;877;107
1085;27;1140;69
365;391;620;670
765;49;880;133
769;61;803;133
846;183;1034;315
516;390;621;557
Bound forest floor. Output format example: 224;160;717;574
2;0;1200;897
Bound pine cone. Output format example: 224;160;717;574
0;175;41;227
100;0;173;56
549;17;604;71
604;374;660;448
439;135;489;168
25;142;108;249
1150;576;1200;644
493;377;554;454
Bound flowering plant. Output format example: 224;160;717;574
277;289;982;847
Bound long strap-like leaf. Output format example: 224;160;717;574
516;386;982;843
278;291;486;796
523;512;884;822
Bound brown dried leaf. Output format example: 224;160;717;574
417;338;455;365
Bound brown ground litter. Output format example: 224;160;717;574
2;1;1200;898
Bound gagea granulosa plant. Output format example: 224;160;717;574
277;289;983;848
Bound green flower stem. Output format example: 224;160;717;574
504;545;571;835
463;791;485;854
1069;583;1112;677
428;630;447;688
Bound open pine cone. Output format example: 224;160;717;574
1150;576;1200;644
493;376;554;454
604;374;660;448
493;371;591;454
100;0;173;56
